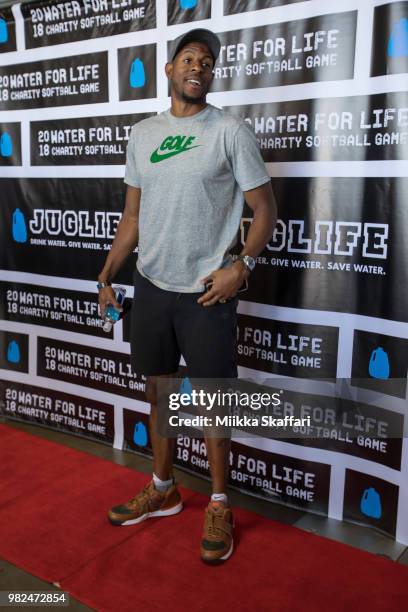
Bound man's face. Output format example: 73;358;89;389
166;41;214;103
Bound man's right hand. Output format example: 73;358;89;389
98;286;122;319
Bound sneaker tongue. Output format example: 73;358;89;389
210;501;223;511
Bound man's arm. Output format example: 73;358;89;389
238;179;277;263
98;185;141;316
198;181;277;306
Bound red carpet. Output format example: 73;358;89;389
0;423;407;611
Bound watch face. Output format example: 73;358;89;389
244;256;256;271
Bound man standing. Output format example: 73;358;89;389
97;28;276;563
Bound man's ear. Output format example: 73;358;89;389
165;62;173;79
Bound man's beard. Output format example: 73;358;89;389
181;90;206;104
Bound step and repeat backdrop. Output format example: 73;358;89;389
0;0;408;544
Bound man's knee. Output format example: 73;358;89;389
145;377;158;405
145;374;177;405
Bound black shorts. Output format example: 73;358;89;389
130;269;238;378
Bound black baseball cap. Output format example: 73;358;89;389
171;28;221;63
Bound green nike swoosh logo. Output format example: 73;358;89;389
150;145;201;163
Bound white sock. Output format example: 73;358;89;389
153;473;173;493
211;493;228;505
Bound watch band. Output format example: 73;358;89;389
97;281;111;290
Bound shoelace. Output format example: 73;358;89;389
128;484;160;510
206;506;227;538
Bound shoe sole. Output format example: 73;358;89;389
201;540;234;564
108;501;183;526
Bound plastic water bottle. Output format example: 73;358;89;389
103;286;126;333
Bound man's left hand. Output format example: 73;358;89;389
197;263;248;306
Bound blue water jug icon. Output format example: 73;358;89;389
7;340;20;364
369;347;390;379
0;17;8;44
180;0;198;8
388;18;408;57
360;487;382;519
129;58;145;88
12;208;27;243
0;132;12;157
133;421;148;447
179;377;193;404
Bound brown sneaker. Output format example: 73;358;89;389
200;501;234;563
108;481;183;526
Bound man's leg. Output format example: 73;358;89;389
174;294;237;562
107;374;182;526
149;372;229;494
204;437;230;494
108;272;183;526
147;375;175;481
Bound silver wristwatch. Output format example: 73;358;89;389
236;255;256;273
97;281;111;290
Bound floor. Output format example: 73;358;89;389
1;417;407;611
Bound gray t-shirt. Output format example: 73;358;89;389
124;104;270;292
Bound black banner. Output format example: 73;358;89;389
235;178;407;323
174;433;210;477
352;330;408;399
30;113;153;166
168;0;211;25
0;331;28;374
2;176;403;320
174;435;330;513
164;378;404;471
276;387;404;471
0;281;109;338
118;44;156;101
0;7;16;54
224;0;309;14
123;407;152;455
0;178;135;284
0;380;114;443
211;11;356;91
237;314;338;378
371;1;408;77
227;91;408;162
0;52;108;110
22;0;156;48
230;441;331;513
343;469;399;537
37;337;146;401
0;122;21;166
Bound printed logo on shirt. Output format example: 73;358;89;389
150;134;200;162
